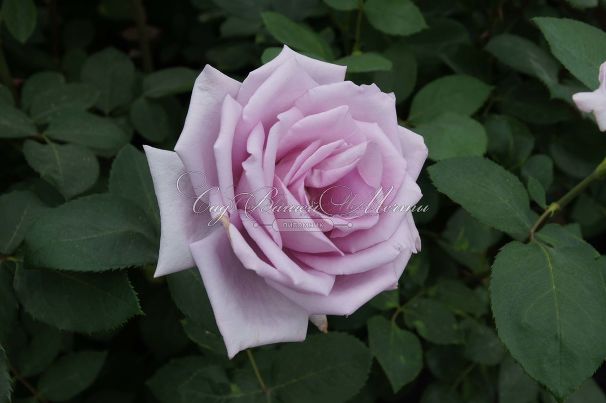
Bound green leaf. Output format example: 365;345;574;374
367;316;422;392
211;0;270;20
25;194;157;271
491;224;606;399
23;140;99;200
13;319;63;377
0;346;10;403
486;34;559;86
30;83;99;124
534;17;606;89
404;298;462;344
565;0;598;8
485;115;534;169
181;320;226;355
167;269;214;325
109;145;160;229
14;267;142;332
261;47;281;64
81;48;136;114
261;12;333;60
21;71;65;112
363;0;426;37
143;68;198;98
416;113;487;161
527;176;547;208
566;379;606;403
433;278;488;317
1;0;37;43
323;0;357;10
498;355;540;403
335;52;392;73
522;154;554;190
373;43;417;103
148;356;226;403
0;190;47;254
38;351;106;401
0;102;37;139
428;157;535;238
181;333;371;403
409;75;492;124
129;97;171;143
442;209;501;254
463;321;505;365
45;111;129;155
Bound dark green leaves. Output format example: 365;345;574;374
336;53;392;73
416;113;487;160
45;111;129;155
535;17;606;89
269;333;371;403
38;351;106;401
364;0;426;37
1;0;37;43
409;75;492;124
0;102;36;139
491;225;606;399
368;316;422;392
261;12;333;60
404;298;461;344
30;83;99;124
23;140;99;200
0;191;47;254
14;267;141;332
109;145;160;229
81;48;136;114
25;194;157;271
148;356;218;403
143;68;198;98
486;34;559;87
428;157;535;238
129;97;171;142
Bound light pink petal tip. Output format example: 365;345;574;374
144;146;213;277
190;228;309;358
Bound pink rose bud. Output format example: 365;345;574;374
572;61;606;131
144;46;428;358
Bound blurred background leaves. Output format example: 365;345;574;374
0;0;605;403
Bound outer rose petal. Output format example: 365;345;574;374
572;61;606;132
190;228;309;358
174;65;241;201
144;146;213;276
237;45;346;105
398;126;429;181
268;250;413;316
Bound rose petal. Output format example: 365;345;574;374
237;45;346;105
295;81;401;152
213;95;243;212
174;66;240;202
268;250;413;316
240;213;336;295
144;146;214;276
190;228;309;358
294;218;409;275
398;126;428;181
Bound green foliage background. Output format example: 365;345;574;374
0;0;605;402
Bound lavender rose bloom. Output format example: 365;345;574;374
573;61;606;131
144;46;428;357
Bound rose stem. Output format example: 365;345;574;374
529;155;606;241
131;0;154;73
